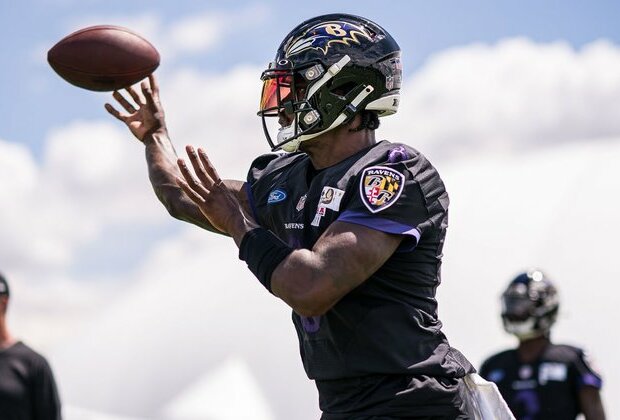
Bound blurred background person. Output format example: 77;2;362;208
0;272;62;420
479;269;606;420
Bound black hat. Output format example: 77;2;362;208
0;273;9;296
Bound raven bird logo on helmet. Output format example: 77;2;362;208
257;14;402;152
285;21;373;57
501;269;559;340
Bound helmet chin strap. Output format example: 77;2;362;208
279;85;375;152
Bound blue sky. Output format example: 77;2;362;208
2;0;620;154
1;2;620;419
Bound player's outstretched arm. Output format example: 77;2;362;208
105;75;246;234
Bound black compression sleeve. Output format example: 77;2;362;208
238;228;293;294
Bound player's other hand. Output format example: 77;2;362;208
105;74;167;143
176;145;257;238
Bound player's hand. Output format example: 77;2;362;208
176;145;256;238
105;74;167;143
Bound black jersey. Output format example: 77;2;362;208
247;141;474;417
479;343;603;420
0;341;61;420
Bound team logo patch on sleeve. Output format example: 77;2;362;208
360;166;405;213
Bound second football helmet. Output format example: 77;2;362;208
501;269;559;340
258;13;402;152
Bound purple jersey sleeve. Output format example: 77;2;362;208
574;350;603;389
337;162;448;251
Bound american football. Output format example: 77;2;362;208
47;25;160;92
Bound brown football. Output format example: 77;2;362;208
48;25;160;92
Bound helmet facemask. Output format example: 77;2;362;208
258;55;377;152
257;14;403;152
501;270;559;340
259;61;324;152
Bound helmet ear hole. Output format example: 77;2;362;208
330;81;357;97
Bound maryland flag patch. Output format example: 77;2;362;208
360;166;405;213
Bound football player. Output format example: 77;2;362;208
106;13;483;419
479;270;606;420
0;273;62;419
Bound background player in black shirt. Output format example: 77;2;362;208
104;13;506;419
480;269;606;420
0;273;62;420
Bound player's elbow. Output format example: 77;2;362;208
162;199;184;221
272;254;339;317
279;282;335;317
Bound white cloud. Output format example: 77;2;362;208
0;121;166;274
64;405;147;420
167;15;223;54
43;120;164;225
162;65;266;178
8;274;114;353
162;356;275;420
57;5;270;64
0;138;39;202
382;38;620;160
162;5;269;60
0;122;170;350
0;138;87;272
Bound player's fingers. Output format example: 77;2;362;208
177;158;211;197
125;85;144;106
142;79;157;109
149;74;160;102
197;148;223;186
141;79;156;103
177;157;199;185
113;91;137;113
104;103;127;122
186;145;216;186
176;177;206;205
